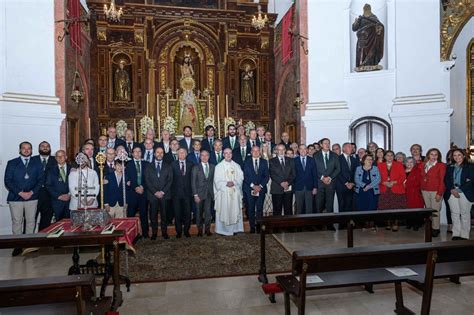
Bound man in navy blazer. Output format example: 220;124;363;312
233;135;250;169
124;129;140;158
125;147;149;238
4;142;43;256
209;139;224;165
31;141;57;230
336;143;359;212
107;127;126;149
294;145;318;214
247;129;261;149
171;148;193;238
201;125;217;153
243;146;269;233
179;126;194;153
45;150;71;222
104;160;127;218
222;124;239;151
186;140;202;165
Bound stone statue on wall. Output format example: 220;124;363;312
352;4;384;72
180;52;194;80
114;60;131;101
240;64;255;103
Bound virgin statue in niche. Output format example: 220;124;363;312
114;60;131;101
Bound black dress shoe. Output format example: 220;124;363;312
162;234;170;240
12;248;22;257
327;225;336;231
176;234;182;239
452;236;461;241
184;232;191;238
432;229;440;237
413;226;420;231
250;228;256;234
151;234;157;241
197;231;203;237
206;230;212;236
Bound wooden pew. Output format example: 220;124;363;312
276;240;474;315
0;231;124;311
0;274;110;315
257;209;434;285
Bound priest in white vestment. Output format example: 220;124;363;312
214;148;244;235
68;162;100;210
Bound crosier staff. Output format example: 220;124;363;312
95;152;106;209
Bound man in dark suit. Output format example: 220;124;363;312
126;147;149;238
280;132;291;150
209;139;224;165
336;143;359;212
201;125;216;153
222;124;239;151
233;135;250;169
179;126;194;153
144;147;173;240
243;146;269;233
31;141;57;230
103;160;127;218
124;128;139;158
157;129;171;154
141;128;160;153
104;148;117;175
4;142;43;256
191;150;215;236
187;139;202;165
107;126;126;149
95;136;108;156
171;148;193;238
82;143;99;174
164;139;180;164
263;131;276;153
256;126;266;144
269;144;296;216
294;145;318;214
247;129;261;148
45;150;71;222
142;139;155;163
314;138;341;216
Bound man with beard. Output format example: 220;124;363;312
201;125;217;153
31;141;57;230
179;126;194;153
222;124;239;151
4;142;43;256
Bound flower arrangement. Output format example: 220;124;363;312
224;117;236;133
163;116;177;135
204;116;215;129
244;120;256;135
139;116;154;136
115;120;128;139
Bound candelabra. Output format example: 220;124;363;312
251;5;268;30
104;0;124;22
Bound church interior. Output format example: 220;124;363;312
0;0;474;314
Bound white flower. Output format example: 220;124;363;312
204;116;215;128
244;121;256;135
115;120;128;139
163;116;177;135
224;117;236;132
139;116;154;136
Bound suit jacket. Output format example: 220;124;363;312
233;145;251;169
4;156;43;202
179;138;193;153
125;159;148;197
222;136;240;151
144;160;173;201
247;138;261;149
142;149;155;163
269;156;296;194
445;163;474;202
378;161;406;194
420;162;446;195
104;161;116;176
124;141;140;157
140;140;160;153
104;172;127;207
201;137;217;153
354;166;381;195
156;141;170;153
280;141;291;150
209;151;224;166
45;164;71;200
314;150;341;185
171;160;193;198
294;156;318;191
336;154;359;190
108;138;126;149
163;151;178;164
262;141;276;152
186;151;201;165
191;162;215;200
243;158;269;195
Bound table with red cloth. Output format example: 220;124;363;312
41;217;141;252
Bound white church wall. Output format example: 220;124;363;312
0;0;64;235
268;0;293;24
449;17;474;148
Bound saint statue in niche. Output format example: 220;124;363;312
114;60;131;101
240;64;255;103
352;4;385;72
180;52;194;80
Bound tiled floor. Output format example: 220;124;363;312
0;226;473;314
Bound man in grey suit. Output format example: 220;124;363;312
314;138;340;218
144;147;173;240
191;150;215;236
269;144;296;216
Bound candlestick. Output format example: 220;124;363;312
274;119;277;138
217;96;221;137
225;94;229;118
157;116;161;140
156;93;159;121
166;93;170;117
133;118;137;141
88;117;91;138
146;93;149;117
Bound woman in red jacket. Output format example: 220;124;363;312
404;157;425;230
378;150;406;231
421;148;446;237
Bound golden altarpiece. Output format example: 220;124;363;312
86;0;276;139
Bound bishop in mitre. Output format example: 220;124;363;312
214;148;244;236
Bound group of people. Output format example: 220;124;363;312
4;123;472;256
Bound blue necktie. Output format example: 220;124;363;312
156;161;161;176
146;151;151;162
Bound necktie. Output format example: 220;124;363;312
254;159;259;173
146;151;151;162
347;155;351;169
42;158;47;170
218;152;221;163
90;157;94;169
136;161;141;185
59;166;66;182
231;137;235;149
252;140;255;147
109;162;114;169
128;142;132;153
156;161;161;177
173;154;177;161
210;138;213;147
24;158;29;167
204;163;209;178
302;157;306;171
324;153;329;169
196;152;199;162
241;147;245;160
280;158;285;168
180;161;185;176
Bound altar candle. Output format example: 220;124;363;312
157;116;161;140
274;119;277;138
166;93;170;117
156;93;159;121
146;94;149;117
225;94;229;118
133;118;137;140
88;117;91;138
217;96;221;137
